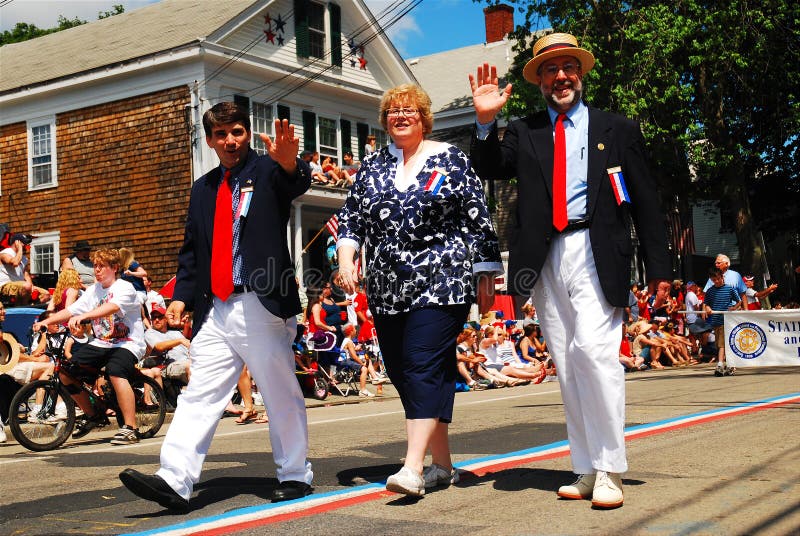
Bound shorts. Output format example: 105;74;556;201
688;320;711;335
9;362;34;384
164;361;189;383
713;326;725;350
339;358;364;372
71;344;137;380
639;347;651;360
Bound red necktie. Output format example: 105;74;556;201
211;169;234;301
552;113;568;231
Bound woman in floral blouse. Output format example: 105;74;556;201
335;84;502;497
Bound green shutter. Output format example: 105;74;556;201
294;0;310;59
356;122;369;160
277;104;290;122
341;119;351;155
233;94;250;112
329;2;342;67
303;110;317;151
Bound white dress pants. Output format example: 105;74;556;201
157;292;313;500
531;229;627;474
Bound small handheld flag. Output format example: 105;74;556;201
607;166;631;205
326;215;339;241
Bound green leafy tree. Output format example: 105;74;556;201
490;0;799;276
1;6;125;46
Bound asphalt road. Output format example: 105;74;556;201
1;364;798;536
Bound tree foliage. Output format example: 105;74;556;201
0;5;124;46
490;0;800;275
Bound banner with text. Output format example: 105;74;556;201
724;310;800;367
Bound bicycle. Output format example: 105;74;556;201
8;327;167;451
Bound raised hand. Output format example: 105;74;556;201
468;62;513;124
260;119;300;174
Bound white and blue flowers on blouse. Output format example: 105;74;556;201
336;142;502;315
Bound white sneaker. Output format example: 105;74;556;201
385;466;425;496
358;389;375;398
0;424;6;443
371;376;389;385
423;463;459;489
55;401;68;421
591;471;624;508
557;473;595;500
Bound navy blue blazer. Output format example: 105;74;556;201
470;107;672;307
173;148;311;337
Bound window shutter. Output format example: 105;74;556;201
340;119;351;155
329;2;342;67
294;0;310;59
356;122;369;160
277;104;291;122
233;94;250;112
303;110;317;151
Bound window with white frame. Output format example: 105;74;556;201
30;232;60;276
27;117;58;189
318;116;339;160
369;126;389;152
251;102;274;155
308;1;326;60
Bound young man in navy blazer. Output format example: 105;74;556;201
469;33;672;508
121;102;313;509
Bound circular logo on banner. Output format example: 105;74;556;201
728;322;767;360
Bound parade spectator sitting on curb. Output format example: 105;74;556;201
619;323;645;371
743;275;778;310
339;325;378;398
703;267;743;376
144;305;191;385
0;234;50;306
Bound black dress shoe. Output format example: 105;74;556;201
119;468;189;511
271;480;313;502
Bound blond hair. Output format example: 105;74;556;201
378;84;434;136
52;268;82;307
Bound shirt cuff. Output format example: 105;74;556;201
336;237;361;253
475;119;496;141
473;261;503;276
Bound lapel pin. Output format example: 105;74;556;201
597;143;605;151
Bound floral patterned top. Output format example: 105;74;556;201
336;141;502;315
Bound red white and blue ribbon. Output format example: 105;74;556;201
424;170;446;194
607;166;630;205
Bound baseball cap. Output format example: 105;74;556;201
151;304;167;317
743;275;755;282
10;233;35;245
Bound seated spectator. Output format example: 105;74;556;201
455;329;487;390
144;305;190;385
60;240;95;288
339;325;378;398
619;323;645;371
0;234;50;306
64;321;91;359
659;322;696;366
143;276;166;319
309;151;330;184
481;327;544;383
518;324;548;365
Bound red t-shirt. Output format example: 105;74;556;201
354;292;374;342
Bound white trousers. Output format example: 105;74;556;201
157;292;313;500
531;229;627;474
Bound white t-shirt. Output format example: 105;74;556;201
67;278;145;358
0;247;26;285
345;292;358;326
685;290;701;324
144;328;189;364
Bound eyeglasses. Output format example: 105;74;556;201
541;62;579;77
385;107;419;118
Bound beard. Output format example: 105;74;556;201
541;78;583;112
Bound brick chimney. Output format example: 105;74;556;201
484;4;514;43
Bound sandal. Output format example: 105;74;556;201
253;413;269;424
235;409;258;424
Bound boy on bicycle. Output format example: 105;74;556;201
33;248;145;444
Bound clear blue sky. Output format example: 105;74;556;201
0;0;514;59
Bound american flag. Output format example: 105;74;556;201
326;215;339;241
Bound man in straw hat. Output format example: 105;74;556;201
469;32;672;508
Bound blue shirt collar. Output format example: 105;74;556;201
547;100;587;127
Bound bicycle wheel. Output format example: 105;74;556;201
115;375;166;439
9;380;76;451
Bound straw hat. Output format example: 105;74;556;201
523;32;596;84
0;332;20;374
